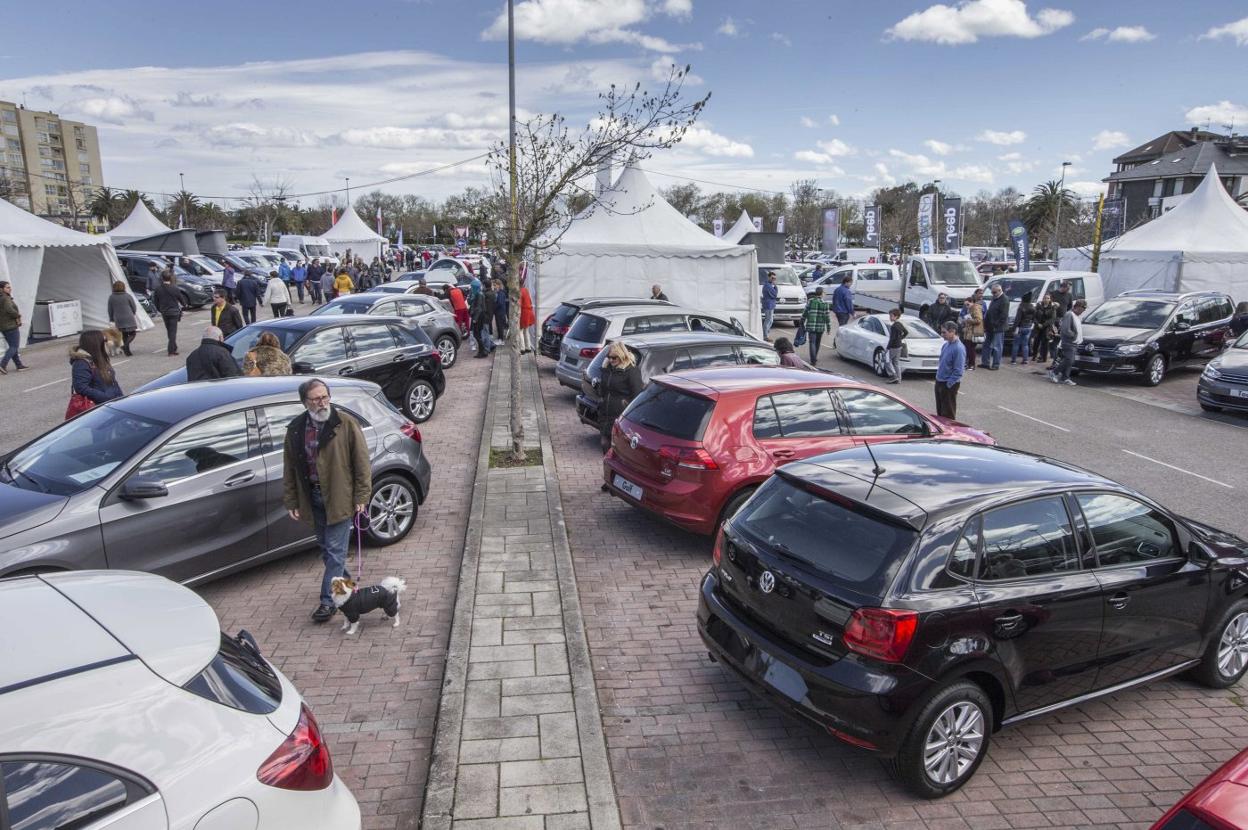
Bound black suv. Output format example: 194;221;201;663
116;253;214;308
699;441;1248;797
137;316;447;422
575;332;779;427
539;297;675;359
1074;290;1236;385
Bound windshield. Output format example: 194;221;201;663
1236;330;1248;350
312;300;372;316
928;261;980;286
986;277;1045;302
224;326;303;362
567;314;608;343
1084;299;1175;329
759;266;801;286
3;406;168;496
551;303;580;325
190;256;223;273
306;242;331;257
901;318;939;338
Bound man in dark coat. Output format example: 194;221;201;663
185;325;242;381
237;272;263;325
982;283;1010;370
209;292;244;338
153;272;185;356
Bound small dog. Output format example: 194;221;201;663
330;576;406;635
102;326;125;357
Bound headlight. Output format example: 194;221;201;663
1203;363;1222;380
1116;344;1146;356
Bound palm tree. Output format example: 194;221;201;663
87;186;121;225
169;189;200;228
1023;180;1076;258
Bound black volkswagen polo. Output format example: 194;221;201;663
699;441;1248;798
138;316;447;422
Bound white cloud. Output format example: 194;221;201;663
923;139;961;155
1184;100;1248;127
717;17;739;36
828;114;840;126
1092;129;1130;150
1082;25;1155;43
661;0;692;18
770;32;792;47
816;138;855;156
978;128;1026;145
885;0;1074;45
678;125;754;157
648;57;703;84
873;162;896;185
205;123;320;148
793;150;844;172
1067;180;1106;198
799;116;816;128
1201;16;1248;46
334;126;498;150
482;0;696;52
70;94;153;124
888;149;994;183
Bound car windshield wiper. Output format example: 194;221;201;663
767;538;805;565
3;462;47;493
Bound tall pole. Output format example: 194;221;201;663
178;172;185;228
506;0;524;458
345;177;351;206
1054;161;1071;261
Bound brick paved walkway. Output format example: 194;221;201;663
422;354;620;830
197;353;491;830
535;361;1248;830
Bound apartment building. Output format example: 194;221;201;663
0;101;105;224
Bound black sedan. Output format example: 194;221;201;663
700;441;1248;798
311;292;462;368
138;315;447;423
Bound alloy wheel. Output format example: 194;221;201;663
1148;355;1165;385
368;482;415;543
922;701;985;786
407;382;435;421
437;336;457;367
1218;612;1248;679
873;349;887;377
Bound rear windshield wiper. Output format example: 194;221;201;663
766;538;805;565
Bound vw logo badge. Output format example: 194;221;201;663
629;434;639;450
759;571;776;594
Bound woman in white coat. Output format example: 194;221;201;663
263;273;292;318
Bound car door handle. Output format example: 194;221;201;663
392;354;408;362
224;471;256;487
337;365;355;375
1107;592;1130;610
771;449;797;459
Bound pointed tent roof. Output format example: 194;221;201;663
0;197;112;247
555;166;746;256
1108;165;1248;252
323;206;386;243
722;210;756;244
108;200;172;243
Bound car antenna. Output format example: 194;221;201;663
863;440;886;477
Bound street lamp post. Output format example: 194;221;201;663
178;173;185;229
345;177;351;206
1054;161;1071;260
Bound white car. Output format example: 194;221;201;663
0;571;361;829
833;313;945;377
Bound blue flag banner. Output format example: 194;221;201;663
1008;219;1030;273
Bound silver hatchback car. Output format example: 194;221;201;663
0;377;431;582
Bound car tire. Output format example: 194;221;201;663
1190;600;1248;689
436;334;458;368
891;680;992;799
365;474;418;546
403;378;437;423
716;487;757;533
1144;354;1166;387
872;348;888;377
1199;402;1222;413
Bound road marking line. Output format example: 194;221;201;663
20;379;65;393
1122;450;1234;489
996;406;1070;432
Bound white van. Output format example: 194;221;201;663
758;263;807;325
832;248;881;264
856;254;983;314
962;246;1009;264
805;263;900;297
981;270;1105;339
277;235;337;265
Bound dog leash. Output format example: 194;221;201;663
353;511;369;581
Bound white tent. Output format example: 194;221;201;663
1059;165;1248;301
108;200;172;245
0;198;152;346
722;210;756;244
322;208;386;262
536;167;760;334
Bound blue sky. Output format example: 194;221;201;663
1;0;1246;206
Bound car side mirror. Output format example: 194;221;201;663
291;361;315;374
1172;320;1190;332
120;476;168;501
730;317;746;336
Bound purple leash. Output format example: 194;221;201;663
353;512;369;581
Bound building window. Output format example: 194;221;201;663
77;151;88;162
76;139;87;151
34;117;46;129
52;160;64;171
79;163;90;175
45;184;57;195
15;196;30;208
5;138;18;150
80;176;92;186
36;131;49;144
2;124;18;137
39;158;53;167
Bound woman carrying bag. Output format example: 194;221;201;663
106;281;139;356
593;342;644;453
960;291;985;371
67;330;122;419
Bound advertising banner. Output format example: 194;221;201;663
821;208;840;254
863;204;880;247
1008;219;1030;273
941;198;962;252
776;215;785;233
1100;197;1125;241
713;217;723;237
752;217;763;233
917;194;935;255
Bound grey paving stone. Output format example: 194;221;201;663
543;814;590;830
472;617;503;647
500;692;575;717
465;680;502;719
460;737;542;764
498;783;588;817
453;764;498;820
503;615;564;631
534;643;569;676
539;712;580;759
470;644;536;664
503;628;567;646
462;716;540;741
499;758;585;788
502;675;572;697
452;817;544;830
468;660;536;681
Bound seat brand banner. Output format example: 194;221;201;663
821;208;840;254
1008;219;1030;272
863;205;880;247
942;198;962;252
917;194;935;254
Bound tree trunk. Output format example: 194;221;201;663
507;252;524;462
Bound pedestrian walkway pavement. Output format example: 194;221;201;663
422;352;621;830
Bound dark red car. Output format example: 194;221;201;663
602;367;993;536
1152;747;1248;829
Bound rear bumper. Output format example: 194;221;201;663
539;334;562;359
697;571;921;756
602;453;719;536
575;395;600;427
555;360;582;389
772;305;806;322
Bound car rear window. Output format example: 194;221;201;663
568;313;608;343
621;384;715;441
551;303;580;325
183;631;282;714
734;476;917;596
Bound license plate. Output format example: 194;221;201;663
922;360;937;367
613;474;643;501
1232;389;1248;399
1081;355;1100;364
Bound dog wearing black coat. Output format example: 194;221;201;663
329;576;406;635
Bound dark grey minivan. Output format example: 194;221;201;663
0;377;431;582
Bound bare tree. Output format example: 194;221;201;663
243;176;293;245
482;64;709;461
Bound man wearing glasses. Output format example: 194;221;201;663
283;379;372;622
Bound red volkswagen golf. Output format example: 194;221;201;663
603;367;993;535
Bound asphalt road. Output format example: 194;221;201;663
3;314;1246;538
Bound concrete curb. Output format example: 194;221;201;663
529;357;623;830
419;355;498;830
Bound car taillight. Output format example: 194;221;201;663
257;704;333;791
712;528;725;567
552;324;570;334
400;422;422;443
579;347;600;358
658;445;719;470
843;608;918;663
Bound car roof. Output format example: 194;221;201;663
653;366;857;396
609;331;762;349
112;375;378;424
585;304;701;319
790;441;1116;526
1118;289;1227;301
564;297;675;309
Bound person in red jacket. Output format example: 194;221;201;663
446;285;470;336
518;284;536;354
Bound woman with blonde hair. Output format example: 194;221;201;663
593;342;644;452
242;331;293;376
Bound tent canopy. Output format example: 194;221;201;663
536;166;760;334
108;200;172;244
322;208;386;261
0;198;151;346
722;210;756;244
1059;166;1248;301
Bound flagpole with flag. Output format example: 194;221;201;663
376;207;383;236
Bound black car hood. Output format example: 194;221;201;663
0;483;68;540
1080;324;1154;346
1213;347;1248;371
